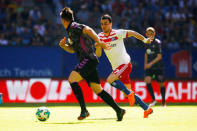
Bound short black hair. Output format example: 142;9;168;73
60;7;74;21
101;14;112;23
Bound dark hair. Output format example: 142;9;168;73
60;7;74;21
101;14;112;23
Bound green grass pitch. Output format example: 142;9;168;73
0;104;197;131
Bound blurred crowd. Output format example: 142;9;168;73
0;0;56;46
0;0;197;49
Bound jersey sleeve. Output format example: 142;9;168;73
69;23;85;44
117;29;128;39
156;39;162;54
76;24;85;34
98;33;102;40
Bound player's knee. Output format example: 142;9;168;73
68;79;72;84
145;76;151;84
107;77;113;84
68;77;72;84
90;83;102;94
68;75;78;84
68;71;82;84
92;87;102;94
68;77;75;84
157;75;164;84
159;82;164;87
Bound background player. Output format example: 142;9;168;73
59;7;125;121
144;27;166;107
95;14;153;118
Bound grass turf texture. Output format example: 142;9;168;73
0;104;197;131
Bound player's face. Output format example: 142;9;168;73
146;30;155;38
100;19;112;33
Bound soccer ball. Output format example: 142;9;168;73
36;106;50;121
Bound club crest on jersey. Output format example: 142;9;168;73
111;37;118;41
101;36;118;43
146;49;155;54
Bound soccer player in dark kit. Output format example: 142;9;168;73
144;27;166;107
59;7;125;121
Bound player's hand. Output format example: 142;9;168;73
143;37;153;44
146;37;153;44
95;43;100;48
95;41;111;50
145;63;152;69
59;37;67;48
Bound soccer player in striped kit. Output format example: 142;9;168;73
95;14;153;118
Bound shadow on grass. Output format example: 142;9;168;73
86;118;116;121
43;121;94;125
41;117;116;125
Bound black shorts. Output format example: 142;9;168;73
74;58;100;85
145;69;164;82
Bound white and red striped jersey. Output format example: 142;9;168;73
98;29;131;70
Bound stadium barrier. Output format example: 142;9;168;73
1;47;197;78
0;78;197;103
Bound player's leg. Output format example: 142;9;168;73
87;70;125;121
133;93;153;118
89;82;125;121
107;63;135;106
122;84;131;97
107;73;131;96
123;81;153;118
68;58;97;120
108;74;136;106
159;82;166;106
68;71;88;120
157;72;166;106
145;70;156;106
125;83;148;109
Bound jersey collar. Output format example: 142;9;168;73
104;29;112;37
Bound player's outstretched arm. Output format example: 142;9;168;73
144;53;148;69
59;37;75;53
126;30;152;44
83;26;111;50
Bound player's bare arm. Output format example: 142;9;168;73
82;26;111;50
59;37;75;53
145;53;162;69
95;44;102;57
144;53;148;69
126;30;152;44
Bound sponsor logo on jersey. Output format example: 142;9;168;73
146;49;155;54
110;43;117;47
